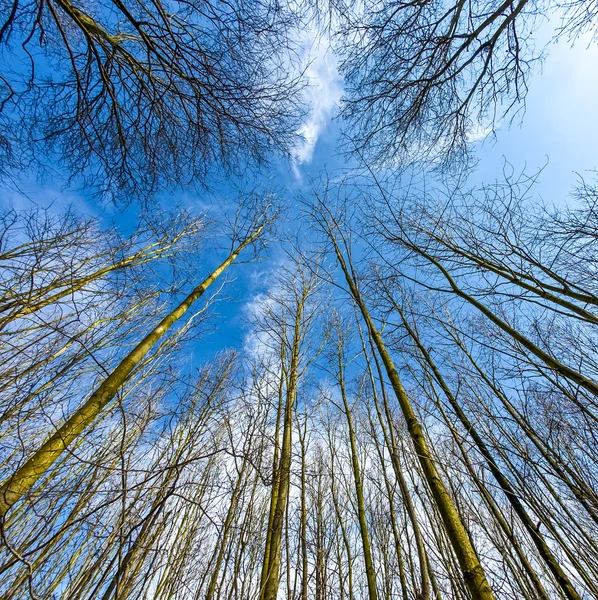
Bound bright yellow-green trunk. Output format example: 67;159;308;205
0;226;263;518
330;236;495;600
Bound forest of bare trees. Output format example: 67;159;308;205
1;0;598;598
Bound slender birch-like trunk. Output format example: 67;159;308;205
0;222;265;518
261;302;302;600
331;322;378;600
315;207;495;600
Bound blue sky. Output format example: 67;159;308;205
216;25;598;359
469;27;598;203
3;17;597;365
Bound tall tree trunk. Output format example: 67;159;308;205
360;329;432;600
396;300;583;600
261;297;304;600
323;223;495;600
0;223;265;518
336;348;378;600
260;344;286;595
298;412;309;600
328;433;355;600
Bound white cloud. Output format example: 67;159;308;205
292;31;343;172
468;122;494;144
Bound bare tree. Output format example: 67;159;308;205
254;261;322;600
0;199;276;518
335;0;597;165
308;188;496;600
0;0;304;199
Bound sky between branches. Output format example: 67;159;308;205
2;13;597;363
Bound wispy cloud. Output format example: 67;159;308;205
292;32;343;174
468;122;494;144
